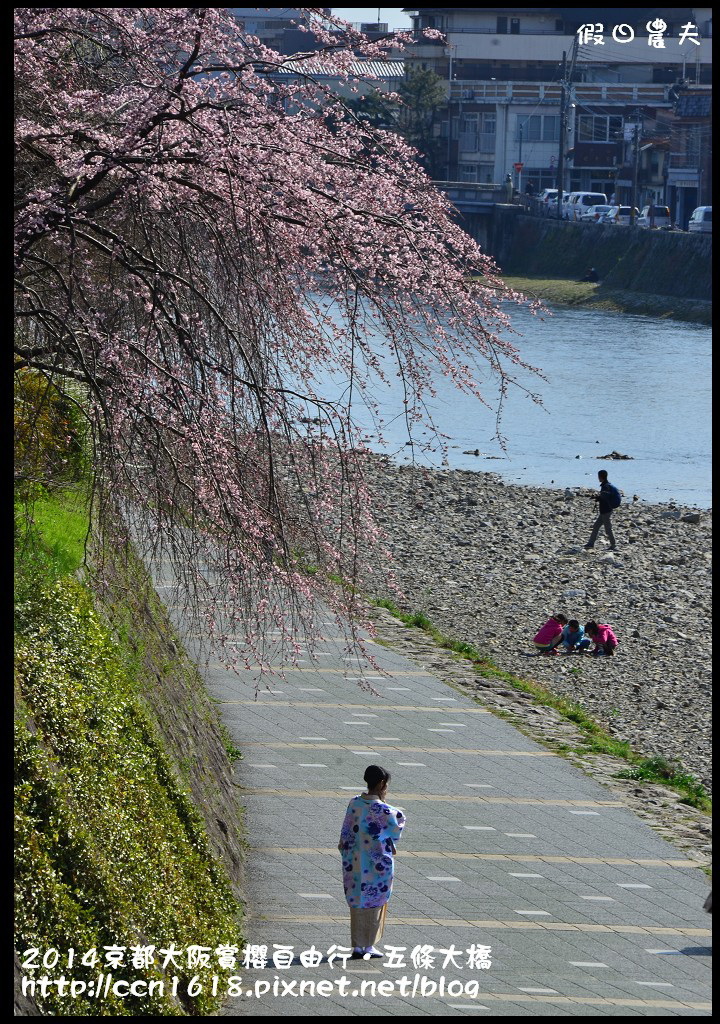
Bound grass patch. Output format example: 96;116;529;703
15;487;90;600
372;597;710;809
220;722;244;763
614;757;711;813
495;274;711;325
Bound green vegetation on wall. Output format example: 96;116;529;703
15;567;242;1015
14;374;244;1015
14;369;88;500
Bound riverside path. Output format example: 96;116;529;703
155;573;711;1017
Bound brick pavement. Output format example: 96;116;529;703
157;584;711;1017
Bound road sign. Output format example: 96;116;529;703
513;162;524;171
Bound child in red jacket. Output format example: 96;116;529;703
533;614;568;655
585;621;619;656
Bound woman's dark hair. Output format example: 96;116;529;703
364;765;391;789
585;621;598;635
555;614;568;624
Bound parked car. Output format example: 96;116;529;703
538;188;568;216
687;206;712;233
579;204;613;223
599;205;639;226
567;192;608;221
637;205;671;228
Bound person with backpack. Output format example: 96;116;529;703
584;469;622;550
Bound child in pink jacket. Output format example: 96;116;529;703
585;621;619;656
533;614;568;655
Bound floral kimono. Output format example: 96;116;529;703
339;795;406;909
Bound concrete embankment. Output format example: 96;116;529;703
359;457;712;791
481;210;712;322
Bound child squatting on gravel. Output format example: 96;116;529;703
561;620;591;654
585;621;619;657
533;614;568;655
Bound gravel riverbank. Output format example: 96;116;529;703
359;457;712;791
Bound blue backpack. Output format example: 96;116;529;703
607;484;622;509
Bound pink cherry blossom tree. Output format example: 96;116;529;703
14;8;534;678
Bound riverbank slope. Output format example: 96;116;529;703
482;211;712;324
499;274;712;326
359;458;712;790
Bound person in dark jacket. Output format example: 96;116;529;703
584;470;621;549
580;267;599;282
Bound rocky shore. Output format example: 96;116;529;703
359;457;712;793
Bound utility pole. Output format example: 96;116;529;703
630;110;643;225
446;45;454;180
517;121;523;192
556;51;566;218
556;37;578;219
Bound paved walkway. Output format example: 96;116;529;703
158;582;711;1017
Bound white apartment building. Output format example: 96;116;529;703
403;8;712;206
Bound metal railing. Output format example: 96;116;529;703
448;81;670;104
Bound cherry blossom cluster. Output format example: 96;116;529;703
15;8;532;678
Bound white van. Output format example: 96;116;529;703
561;192;578;219
567;192;608;221
637;204;671;228
538;188;569;216
687;206;712;233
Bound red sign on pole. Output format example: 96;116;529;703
513;162;524;171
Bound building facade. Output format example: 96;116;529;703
403;8;712;222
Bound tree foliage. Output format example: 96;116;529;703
397;65;448;177
343;90;400;129
14;8;530;673
15;370;87;498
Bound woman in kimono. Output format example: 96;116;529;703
338;764;406;958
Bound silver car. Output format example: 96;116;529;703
637;205;671;228
579;204;613;223
600;205;639;226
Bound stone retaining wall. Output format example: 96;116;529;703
487;210;712;300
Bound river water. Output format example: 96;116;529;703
311;303;711;509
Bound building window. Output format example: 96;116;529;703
510;18;520;34
525;167;558;190
517;115;559;142
497;16;508;33
577;114;623;142
542;115;559;141
459;163;478;182
518;115;540;141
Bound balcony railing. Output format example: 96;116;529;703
448;81;671;104
432;181;508;204
419;25;566;35
668;152;701;169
